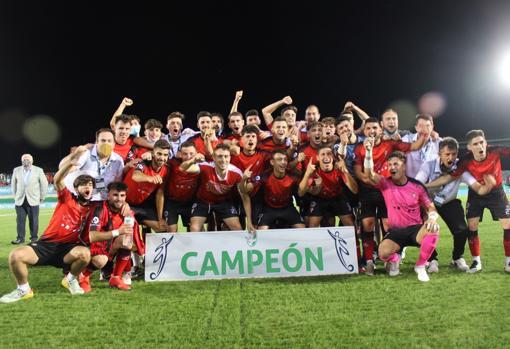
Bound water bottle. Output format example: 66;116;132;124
122;216;134;249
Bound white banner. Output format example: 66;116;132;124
145;227;358;281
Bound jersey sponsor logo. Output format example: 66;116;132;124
91;216;100;225
206;181;233;195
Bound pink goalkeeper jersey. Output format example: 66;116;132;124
374;177;431;229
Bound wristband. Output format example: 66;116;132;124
428;211;439;221
112;229;120;238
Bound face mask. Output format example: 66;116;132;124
76;193;91;206
130;125;141;137
22;159;32;167
97;143;113;158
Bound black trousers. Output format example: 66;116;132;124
430;198;468;261
15;198;39;241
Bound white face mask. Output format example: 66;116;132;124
130;125;141;136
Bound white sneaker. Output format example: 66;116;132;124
505;262;510;273
365;260;375;276
467;260;482;273
427;260;439;273
401;247;407;261
61;276;85;295
0;288;34;303
122;272;132;286
385;260;400;277
452;258;469;272
414;265;430;282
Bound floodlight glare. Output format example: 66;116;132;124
498;52;510;86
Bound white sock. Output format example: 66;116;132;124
506;257;510;265
132;253;139;267
17;283;30;293
473;256;481;263
67;273;77;282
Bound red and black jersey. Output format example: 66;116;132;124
354;140;411;187
114;136;136;162
231;150;272;197
453;146;510;188
132;146;151;160
40;188;95;244
196;162;243;204
165;158;199;202
89;201;144;255
123;160;168;205
225;133;242;142
311;168;347;199
296;143;319;173
257;137;289;152
260;172;300;208
190;134;221;160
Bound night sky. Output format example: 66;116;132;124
1;1;510;172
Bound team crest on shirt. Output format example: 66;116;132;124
91;216;99;225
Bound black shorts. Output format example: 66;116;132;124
164;199;192;227
307;196;352;217
383;224;422;249
190;200;239;221
466;186;510;221
132;201;159;223
237;194;264;226
359;187;388;219
29;240;84;268
258;205;304;227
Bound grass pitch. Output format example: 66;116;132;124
0;207;509;349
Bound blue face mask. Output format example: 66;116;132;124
130;125;141;137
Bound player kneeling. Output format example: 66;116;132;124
81;182;143;291
364;146;440;282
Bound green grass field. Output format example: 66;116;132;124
1;207;509;349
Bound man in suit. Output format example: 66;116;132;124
11;154;48;244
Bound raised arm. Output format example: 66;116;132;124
110;97;133;129
54;145;89;191
361;138;382;185
230;90;243;113
179;153;204;174
337;158;358;194
131;169;163;184
298;161;317;197
409;132;430;151
261;96;292;128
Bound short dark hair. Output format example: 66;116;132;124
167;111;185;121
144;118;163;130
415;114;433;125
245;109;259;117
272;149;288;159
365;117;380;125
153;139;171;150
307;121;321;131
272;116;287;124
466;129;485;144
387;151;407;164
214;143;231;153
197;111;212;121
228;111;243;121
73;174;95;189
179;141;196;150
336;115;352;125
317;144;333;153
114;114;132;125
282;106;298;114
242;125;260;135
321;117;335;126
107;181;128;193
96;128;114;141
439;137;459;152
130;115;140;123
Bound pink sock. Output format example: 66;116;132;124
380;253;400;263
416;234;439;267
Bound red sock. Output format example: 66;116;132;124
113;249;131;277
362;232;375;261
503;229;510;256
468;230;480;257
124;258;133;273
82;268;94;278
416;234;439;267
